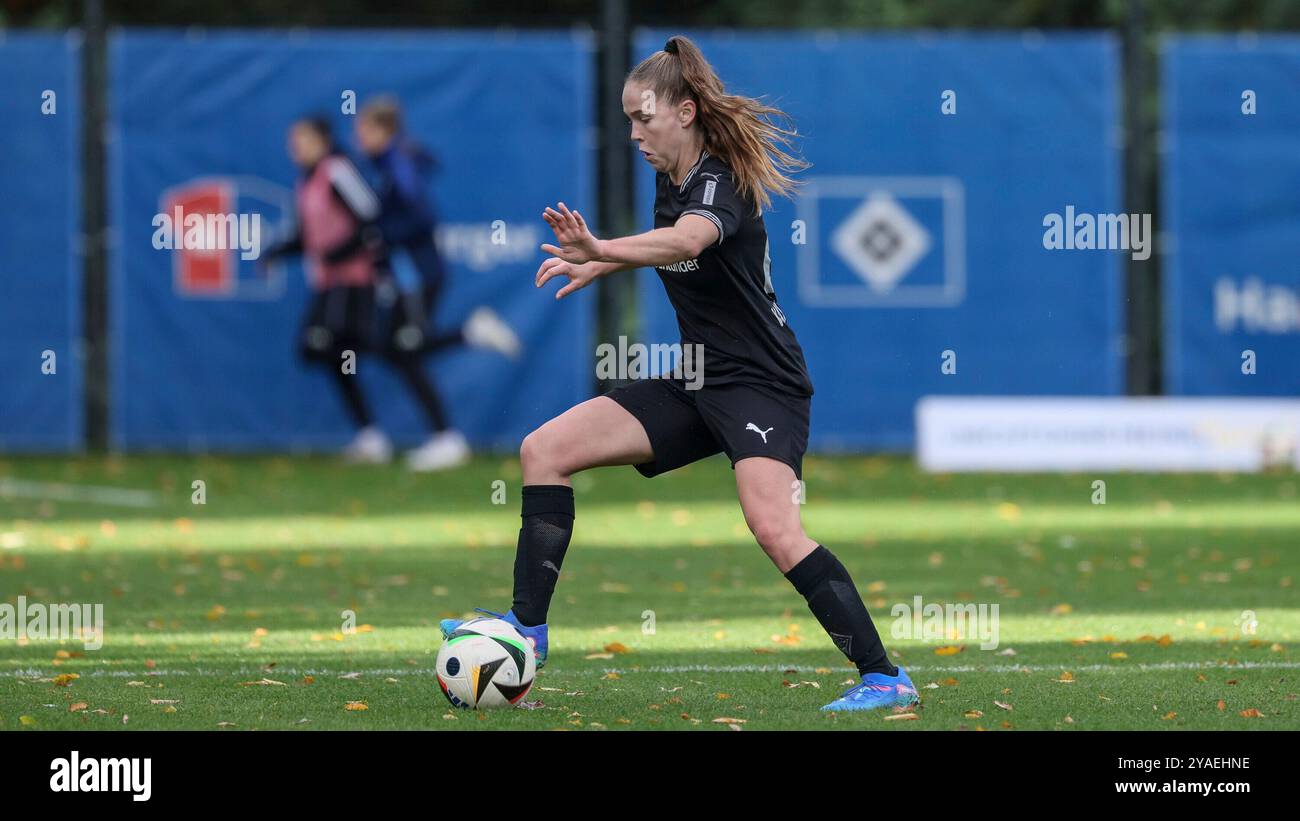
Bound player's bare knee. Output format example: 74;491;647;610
747;514;796;556
519;429;553;475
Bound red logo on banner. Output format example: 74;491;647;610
165;180;236;295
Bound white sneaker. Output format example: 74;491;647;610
406;429;471;472
342;426;393;464
463;307;522;360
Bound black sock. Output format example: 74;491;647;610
391;355;450;431
510;485;575;627
784;545;897;678
331;368;373;428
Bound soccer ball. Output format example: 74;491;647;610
436;617;536;709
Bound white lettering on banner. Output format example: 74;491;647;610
1215;277;1300;334
916;397;1300;472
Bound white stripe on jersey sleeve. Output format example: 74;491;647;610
327;157;381;221
680;208;725;245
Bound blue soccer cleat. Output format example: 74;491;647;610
440;607;548;669
821;666;920;712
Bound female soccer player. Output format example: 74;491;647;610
264;117;391;462
443;36;917;712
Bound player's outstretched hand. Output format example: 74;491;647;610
536;257;600;300
541;201;602;265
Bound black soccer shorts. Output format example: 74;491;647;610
605;377;811;479
298;285;375;362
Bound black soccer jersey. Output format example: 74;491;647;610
651;150;813;397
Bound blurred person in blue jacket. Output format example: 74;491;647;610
355;96;521;471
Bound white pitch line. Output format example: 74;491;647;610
598;661;1300;675
2;660;1298;680
0;478;160;508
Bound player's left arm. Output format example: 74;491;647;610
540;196;731;269
540;201;698;267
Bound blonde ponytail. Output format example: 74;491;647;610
628;34;808;214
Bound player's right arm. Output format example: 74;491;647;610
534;258;637;300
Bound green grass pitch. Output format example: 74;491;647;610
1;454;1297;730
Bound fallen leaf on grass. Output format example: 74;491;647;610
68;702;88;712
1161;711;1177;720
604;642;631;654
1238;708;1264;718
584;653;614;660
344;701;368;711
240;679;286;687
994;701;1013;711
964;710;984;719
149;699;179;704
1217;699;1226;711
883;712;920;721
1055;672;1075;683
52;674;79;687
934;645;964;656
712;717;746;724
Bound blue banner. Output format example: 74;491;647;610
0;34;82;451
108;29;594;450
633;31;1124;450
1162;36;1300;396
